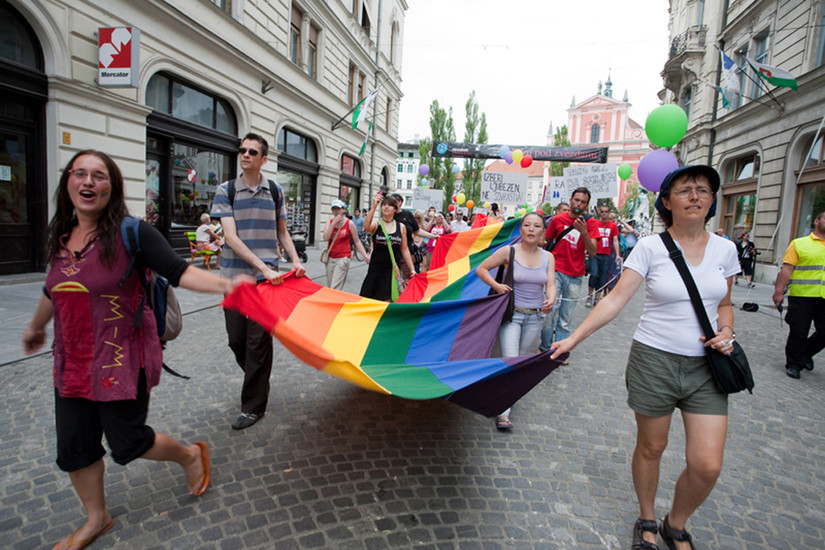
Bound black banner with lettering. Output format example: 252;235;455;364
430;142;608;164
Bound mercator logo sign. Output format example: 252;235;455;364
98;27;140;87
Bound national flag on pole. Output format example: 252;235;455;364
747;58;798;91
352;88;379;129
698;78;731;109
358;120;373;156
720;50;741;94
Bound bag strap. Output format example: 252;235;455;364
227;178;281;208
378;220;401;302
327;221;345;250
547;225;575;252
659;232;717;341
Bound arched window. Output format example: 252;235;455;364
276;127;319;241
146;72;237;135
277;127;318;162
0;3;42;69
590;124;600;143
339;154;363;213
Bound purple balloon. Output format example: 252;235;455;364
504;151;513;164
637;150;679;193
418;163;429;176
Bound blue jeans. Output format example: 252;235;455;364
498;310;544;417
589;254;611;291
498;310;544;357
540;271;583;350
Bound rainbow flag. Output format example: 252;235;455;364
222;274;564;417
399;216;521;303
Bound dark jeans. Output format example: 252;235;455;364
785;296;825;370
224;308;273;414
589;254;611;291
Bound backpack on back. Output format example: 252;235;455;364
119;217;187;378
226;178;281;208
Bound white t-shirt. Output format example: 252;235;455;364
623;233;740;356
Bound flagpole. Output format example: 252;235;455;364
367;0;384;202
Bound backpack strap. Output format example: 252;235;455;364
118;217;148;331
226;177;281;209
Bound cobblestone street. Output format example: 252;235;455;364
1;254;823;549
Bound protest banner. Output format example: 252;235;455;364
480;171;527;205
411;188;444;211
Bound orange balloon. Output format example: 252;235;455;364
466;200;475;210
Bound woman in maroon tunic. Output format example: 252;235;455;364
23;150;251;550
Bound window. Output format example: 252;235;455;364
397;178;402;186
340;154;361;177
358;72;365;103
683;87;692;120
146;73;237;134
590;124;600;143
0;2;42;69
277;127;318;162
751;33;770;99
721;154;759;239
733;46;748;109
308;24;319;79
406;179;412;188
209;0;229;11
795;136;825;237
818;7;825;67
361;3;371;35
290;6;302;66
348;64;356;107
406;165;413;173
385;98;392;131
339;154;362;214
397;164;403;172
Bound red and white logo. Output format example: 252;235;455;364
98;27;140;87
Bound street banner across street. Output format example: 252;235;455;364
431;142;608;163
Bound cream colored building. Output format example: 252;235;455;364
661;0;825;282
0;0;406;275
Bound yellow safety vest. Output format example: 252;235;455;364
788;235;825;298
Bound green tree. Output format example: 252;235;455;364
550;125;571;178
462;91;488;206
417;100;456;211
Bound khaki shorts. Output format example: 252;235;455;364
626;340;728;417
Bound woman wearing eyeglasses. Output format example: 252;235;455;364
551;166;740;550
22;150;252;550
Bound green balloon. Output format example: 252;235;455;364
645;104;688;148
618;163;633;180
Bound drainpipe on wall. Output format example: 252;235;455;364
367;0;383;201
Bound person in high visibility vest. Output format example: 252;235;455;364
773;210;825;379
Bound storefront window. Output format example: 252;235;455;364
795;136;825;237
339;154;362;213
277;170;313;233
147;72;236;134
721;153;759;239
170;143;232;227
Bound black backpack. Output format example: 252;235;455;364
226;178;281;208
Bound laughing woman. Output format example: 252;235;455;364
22;150;251;550
551;166;740;550
476;212;556;430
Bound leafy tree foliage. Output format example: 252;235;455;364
550;125;571;178
462;91;488;206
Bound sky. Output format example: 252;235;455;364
397;0;671;146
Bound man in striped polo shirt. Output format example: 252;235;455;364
211;132;306;429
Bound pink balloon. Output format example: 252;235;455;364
638;150;679;193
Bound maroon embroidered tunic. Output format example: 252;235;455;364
46;224;187;401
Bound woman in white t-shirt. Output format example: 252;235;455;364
551;166;740;550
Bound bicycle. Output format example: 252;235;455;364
353;232;371;261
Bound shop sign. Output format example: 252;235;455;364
98;27;140;87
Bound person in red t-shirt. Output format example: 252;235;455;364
586;205;621;306
539;187;597;354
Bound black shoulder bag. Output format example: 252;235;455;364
660;232;754;394
487;246;516;324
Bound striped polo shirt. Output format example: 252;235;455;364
210;175;287;278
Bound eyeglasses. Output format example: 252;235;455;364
69;168;110;184
672;187;713;198
238;147;260;156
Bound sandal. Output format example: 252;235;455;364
632;518;660;549
53;519;114;550
495;415;513;430
659;514;697;550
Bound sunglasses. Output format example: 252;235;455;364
238;147;260;156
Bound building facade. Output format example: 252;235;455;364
395;141;420;205
0;0;406;275
564;75;651;209
661;0;825;281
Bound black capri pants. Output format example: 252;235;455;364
55;370;155;472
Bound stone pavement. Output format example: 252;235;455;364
1;245;824;549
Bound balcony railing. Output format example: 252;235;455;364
669;25;708;59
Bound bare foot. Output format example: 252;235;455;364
184;442;210;496
53;516;114;550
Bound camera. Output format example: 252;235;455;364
379;185;389;196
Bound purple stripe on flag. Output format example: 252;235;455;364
448;293;509;361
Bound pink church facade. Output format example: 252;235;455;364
557;77;651;208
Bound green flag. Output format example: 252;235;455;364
352;88;378;129
358;120;373;156
747;58;798;91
